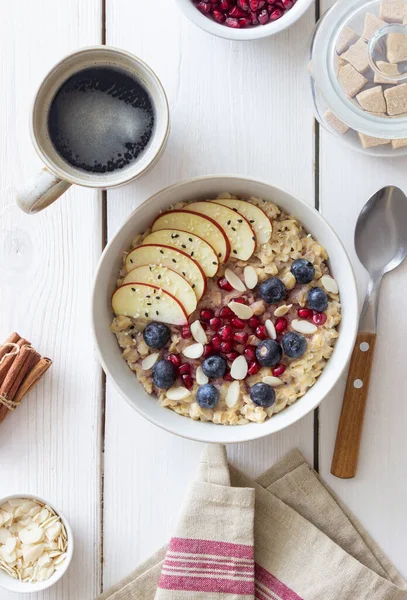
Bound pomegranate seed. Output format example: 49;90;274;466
225;17;240;27
275;317;288;334
282;0;293;8
167;354;182;368
298;308;313;320
248;361;261;375
255;325;267;340
273;364;286;377
229;6;247;17
181;325;191;339
182;374;194;389
238;0;250;10
233;297;246;304
212;9;226;22
196;2;212;13
269;7;283;19
250;10;259;24
212;335;222;351
217;277;233;291
209;317;222;331
239;16;252;26
249;0;266;9
179;363;191;375
258;9;269;23
226;351;239;362
233;331;249;344
201;321;208;331
231;317;246;329
244;346;257;362
221;340;233;353
249;316;261;329
203;343;214;358
200;308;214;322
219;0;233;8
224;370;233;381
219;306;234;319
219;325;233;341
313;312;327;326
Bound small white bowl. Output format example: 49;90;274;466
174;0;313;40
0;494;73;594
92;175;358;444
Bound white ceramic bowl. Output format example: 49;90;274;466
174;0;313;40
0;494;73;594
92;175;358;444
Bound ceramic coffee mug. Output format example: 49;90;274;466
17;46;170;214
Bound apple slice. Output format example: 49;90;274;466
140;230;218;277
123;265;197;316
125;244;206;301
152;210;230;263
184;201;256;261
213;198;272;245
112;283;188;326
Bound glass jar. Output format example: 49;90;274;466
309;0;407;155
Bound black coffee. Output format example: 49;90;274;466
47;66;155;174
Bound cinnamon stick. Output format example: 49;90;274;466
14;357;52;404
0;347;40;424
0;333;20;361
0;336;31;386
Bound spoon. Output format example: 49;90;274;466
331;186;407;479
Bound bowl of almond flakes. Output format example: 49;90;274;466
0;494;73;593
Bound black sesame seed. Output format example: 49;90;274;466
233;250;237;255
146;295;151;298
156;296;160;300
130;258;134;263
131;287;135;291
252;236;255;241
218;253;222;257
182;244;186;249
232;227;236;231
158;275;162;279
147;303;152;306
156;311;159;315
213;261;217;265
172;258;177;263
232;208;238;212
160;249;164;255
149;266;152;271
250;219;255;223
182;272;186;276
192;284;196;289
189;238;193;242
145;312;148;317
191;252;194;257
227;220;231;225
238;219;243;223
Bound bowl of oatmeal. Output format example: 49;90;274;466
92;176;358;443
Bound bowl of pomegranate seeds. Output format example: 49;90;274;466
92;175;358;444
175;0;313;39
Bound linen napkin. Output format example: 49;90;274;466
99;446;407;600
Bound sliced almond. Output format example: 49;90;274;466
225;268;246;292
19;527;44;545
141;353;159;371
244;265;258;290
321;275;338;294
166;386;191;401
22;543;44;564
191;320;208;344
0;528;9;544
228;301;253;320
265;319;276;340
196;366;209;385
292;319;318;335
263;375;284;387
230;356;248;380
274;304;292;317
182;343;204;359
226;381;241;408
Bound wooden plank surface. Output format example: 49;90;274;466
103;0;317;590
0;1;103;598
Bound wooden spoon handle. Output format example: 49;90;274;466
331;332;377;479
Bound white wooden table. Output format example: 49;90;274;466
1;0;406;597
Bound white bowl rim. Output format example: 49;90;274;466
0;493;74;593
174;0;314;40
92;174;359;444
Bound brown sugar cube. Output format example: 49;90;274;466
362;13;386;39
358;132;391;148
356;86;387;113
380;0;405;22
337;26;359;54
387;32;407;62
323;110;349;135
374;60;400;83
338;64;369;97
341;39;370;73
334;54;347;74
392;137;407;148
384;83;407;114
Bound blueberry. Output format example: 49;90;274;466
259;277;286;304
291;259;315;284
282;332;307;359
256;339;282;367
152;359;176;389
196;384;219;409
143;322;171;349
250;383;276;408
202;355;227;379
308;287;328;312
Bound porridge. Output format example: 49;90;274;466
110;194;341;425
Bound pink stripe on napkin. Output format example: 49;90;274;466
168;537;254;559
255;564;303;600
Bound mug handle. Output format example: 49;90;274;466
16;167;71;214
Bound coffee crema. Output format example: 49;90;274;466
47;66;155;174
